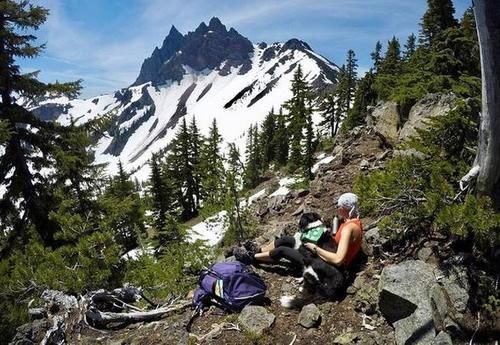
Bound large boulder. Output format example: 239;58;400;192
367;101;400;145
398;93;457;141
378;260;436;345
238;305;275;336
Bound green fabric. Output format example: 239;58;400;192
300;225;326;244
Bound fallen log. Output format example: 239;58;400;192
85;300;191;328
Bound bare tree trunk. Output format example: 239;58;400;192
473;0;500;207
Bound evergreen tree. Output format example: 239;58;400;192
460;7;476;40
223;143;245;243
342;70;377;130
154;214;185;255
273;108;289;167
189;116;203;209
252;124;262;174
200;118;225;213
260;109;276;170
345;49;358;109
403;33;417;60
419;0;458;46
371;41;383;71
0;0;82;247
0;3;126;338
148;154;172;230
243;124;260;189
379;36;401;75
285;65;312;173
0;120;9;144
303;100;315;180
101;161;145;251
167;118;198;220
319;93;337;137
329;65;350;132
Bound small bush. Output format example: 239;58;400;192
124;241;213;300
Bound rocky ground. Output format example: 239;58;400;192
10;95;500;344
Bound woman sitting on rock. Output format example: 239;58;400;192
235;193;364;270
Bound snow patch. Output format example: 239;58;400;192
312;155;334;174
248;189;267;204
269;177;300;197
121;246;155;261
187;210;227;246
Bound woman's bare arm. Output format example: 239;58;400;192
304;225;354;266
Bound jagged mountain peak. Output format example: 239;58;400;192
281;38;312;53
208;16;226;32
39;19;339;181
133;18;253;86
167;25;182;38
194;21;208;33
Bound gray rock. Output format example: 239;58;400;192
364;227;387;245
399;93;457;141
363;227;390;256
41;289;78;314
430;284;449;330
434;264;469;313
267;194;290;212
433;331;453;345
367;101;400;145
443;316;461;335
222;255;238;263
393;148;428;160
238;305;275;336
298;303;322;328
379;260;436;345
333;331;359;344
353;275;378;315
9;319;49;345
254;201;269;217
417;247;433;262
360;159;370;170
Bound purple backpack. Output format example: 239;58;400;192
192;261;267;313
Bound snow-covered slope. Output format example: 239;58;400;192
32;18;339;181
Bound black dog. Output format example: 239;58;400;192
280;213;345;309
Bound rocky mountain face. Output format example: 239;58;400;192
133;18;254;86
31;17;339;180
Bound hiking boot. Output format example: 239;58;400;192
233;247;254;265
243;240;260;256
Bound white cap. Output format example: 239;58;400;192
337;193;359;218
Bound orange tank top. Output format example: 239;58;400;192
334;218;363;266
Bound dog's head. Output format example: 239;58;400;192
298;212;322;231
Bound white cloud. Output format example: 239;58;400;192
25;0;451;98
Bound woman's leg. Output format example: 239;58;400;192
269;246;305;268
254;236;296;263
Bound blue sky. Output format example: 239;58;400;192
20;0;472;99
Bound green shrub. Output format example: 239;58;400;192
316;136;336;153
354;98;500;251
124;241;213;300
0;231;123;342
435;195;500;248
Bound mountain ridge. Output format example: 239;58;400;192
31;17;340;181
